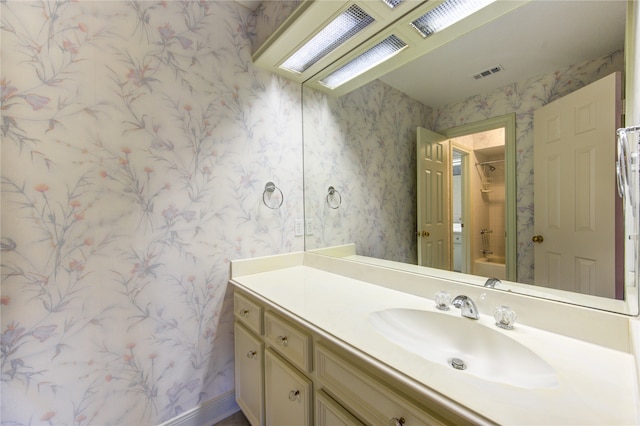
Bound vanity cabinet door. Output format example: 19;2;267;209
234;322;264;426
315;389;364;426
264;348;312;426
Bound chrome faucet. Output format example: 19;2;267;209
451;295;480;320
484;277;501;288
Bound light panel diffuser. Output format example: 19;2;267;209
411;0;495;38
280;4;375;74
382;0;405;9
320;34;407;89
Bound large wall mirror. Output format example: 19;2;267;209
302;0;639;315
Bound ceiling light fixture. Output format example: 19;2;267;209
411;0;495;38
382;0;405;9
320;34;408;89
280;4;375;74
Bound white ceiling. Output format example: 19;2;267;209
379;0;626;108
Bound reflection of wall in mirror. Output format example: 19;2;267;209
303;81;430;264
305;49;623;284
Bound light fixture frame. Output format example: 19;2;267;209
252;0;424;84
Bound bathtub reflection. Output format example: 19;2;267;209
474;256;506;280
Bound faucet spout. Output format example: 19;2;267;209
451;295;480;320
484;277;501;288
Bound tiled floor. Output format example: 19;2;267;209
214;410;251;426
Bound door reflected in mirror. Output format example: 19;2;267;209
418;120;510;280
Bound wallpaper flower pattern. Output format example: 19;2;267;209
1;1;302;424
304;50;623;283
303;81;431;264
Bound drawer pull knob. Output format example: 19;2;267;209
246;350;257;359
277;336;288;347
389;417;405;426
288;390;300;401
240;309;250;317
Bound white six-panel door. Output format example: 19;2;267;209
533;72;622;297
417;127;451;270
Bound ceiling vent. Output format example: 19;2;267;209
472;64;504;80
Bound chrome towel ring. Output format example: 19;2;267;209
327;186;341;209
263;182;284;209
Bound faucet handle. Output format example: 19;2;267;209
434;291;451;310
494;305;517;330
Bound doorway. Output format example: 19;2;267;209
417;114;516;280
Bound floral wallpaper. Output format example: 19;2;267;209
304;49;624;283
1;1;302;425
253;0;302;53
303;81;431;264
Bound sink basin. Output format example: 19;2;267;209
369;308;558;389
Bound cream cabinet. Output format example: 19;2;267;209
315;343;447;425
315;390;364;426
234;322;264;426
234;292;263;335
264;311;312;373
264;348;313;425
233;287;469;426
234;292;265;425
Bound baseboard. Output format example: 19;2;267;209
160;389;240;426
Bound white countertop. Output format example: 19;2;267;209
231;256;639;425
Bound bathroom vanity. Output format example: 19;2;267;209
231;252;639;425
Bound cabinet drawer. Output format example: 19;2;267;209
234;291;263;335
316;390;364;426
264;311;311;373
315;344;446;426
265;349;312;426
234;322;264;426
